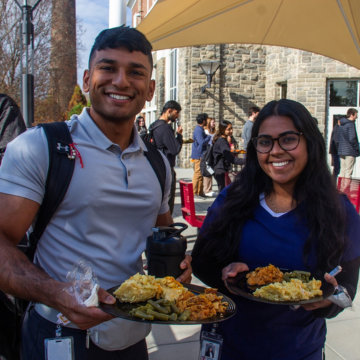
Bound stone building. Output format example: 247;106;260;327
50;0;77;120
128;1;360;176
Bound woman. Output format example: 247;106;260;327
192;99;360;359
212;120;244;192
203;118;217;197
135;116;147;136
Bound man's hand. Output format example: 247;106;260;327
302;273;338;311
176;125;183;135
176;254;192;284
221;262;249;282
54;284;115;330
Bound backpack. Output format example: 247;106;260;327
140;120;167;146
0;94;26;164
200;144;215;177
1;121;166;316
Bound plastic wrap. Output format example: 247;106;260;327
65;258;100;307
328;286;354;311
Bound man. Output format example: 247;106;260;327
152;100;183;214
337;108;359;181
191;113;211;199
329;119;341;185
242;106;260;150
0;26;191;359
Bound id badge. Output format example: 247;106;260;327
45;337;75;360
199;331;223;360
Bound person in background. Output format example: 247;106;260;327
242;106;260;151
337;108;359;182
212;120;245;192
329;119;341;186
192;99;360;360
135;116;147;137
152;100;183;215
191;113;211;199
203;117;217;197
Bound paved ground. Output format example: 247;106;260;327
146;167;360;360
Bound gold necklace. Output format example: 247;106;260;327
268;194;279;213
268;194;294;213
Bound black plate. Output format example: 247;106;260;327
99;283;236;324
225;270;334;305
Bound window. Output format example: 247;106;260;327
277;82;287;99
169;49;178;100
329;80;358;107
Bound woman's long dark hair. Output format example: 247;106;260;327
213;120;231;143
135;116;147;132
202;99;347;272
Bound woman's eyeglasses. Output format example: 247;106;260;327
252;132;302;153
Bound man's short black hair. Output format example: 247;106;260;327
88;25;153;69
248;106;260;116
196;113;208;124
161;100;181;115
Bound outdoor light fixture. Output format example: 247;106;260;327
198;60;221;94
13;0;43;127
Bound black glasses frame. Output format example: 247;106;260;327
252;132;302;153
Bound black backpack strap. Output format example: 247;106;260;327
143;139;166;202
26;122;75;261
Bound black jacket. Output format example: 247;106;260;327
329;124;339;155
213;137;244;172
152;119;183;168
337;117;359;157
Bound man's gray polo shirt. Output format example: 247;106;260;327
0;108;171;290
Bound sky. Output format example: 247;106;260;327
75;1;132;88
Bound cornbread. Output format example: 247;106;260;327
113;273;162;303
113;274;187;303
253;278;322;301
156;276;187;302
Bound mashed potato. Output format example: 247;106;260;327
253;278;322;301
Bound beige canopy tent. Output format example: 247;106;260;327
137;0;360;70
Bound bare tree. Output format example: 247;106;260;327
0;0;52;106
0;0;84;123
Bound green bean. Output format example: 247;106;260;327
155;299;164;304
134;310;154;321
170;303;181;315
135;306;149;312
178;310;191;321
283;274;291;282
147;309;170;321
147;300;170;314
169;313;178;321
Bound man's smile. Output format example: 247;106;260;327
108;93;132;100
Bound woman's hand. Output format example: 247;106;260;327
221;262;249;282
176;254;192;284
302;273;338;311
